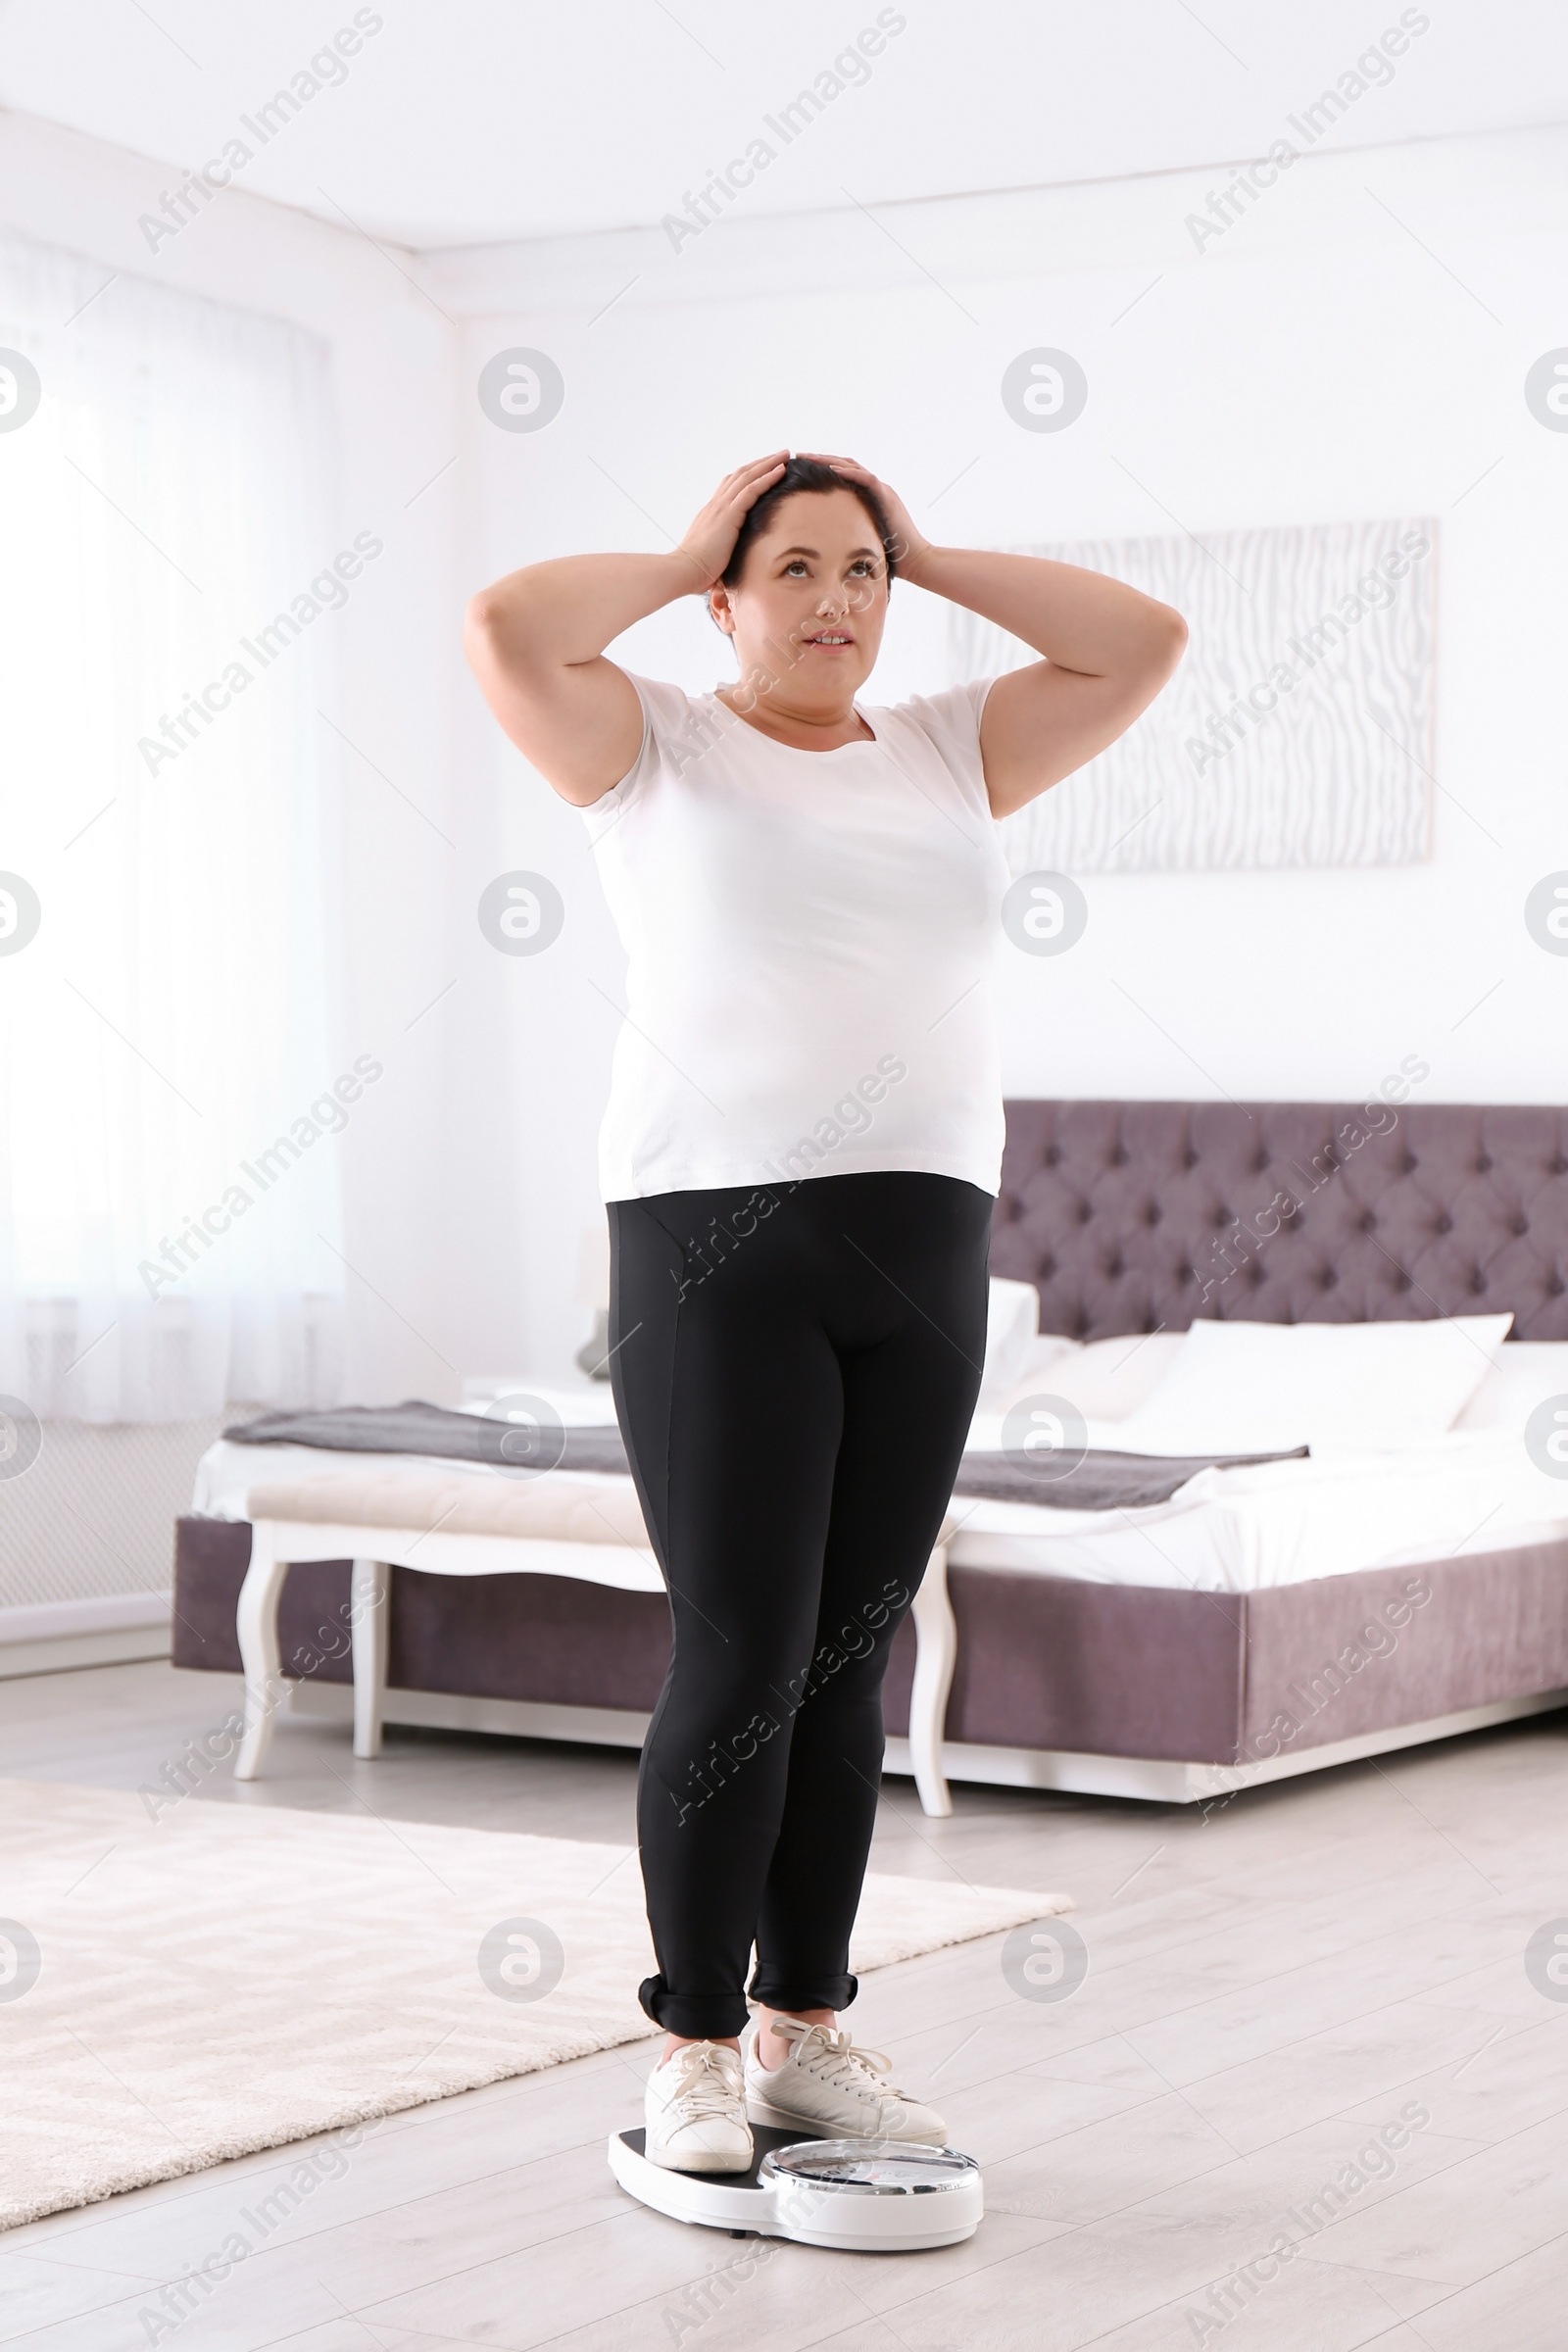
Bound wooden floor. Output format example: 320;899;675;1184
4;1656;1568;2350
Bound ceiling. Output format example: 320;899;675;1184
3;0;1567;251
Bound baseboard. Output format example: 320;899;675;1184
0;1592;172;1680
286;1679;653;1749
883;1687;1568;1803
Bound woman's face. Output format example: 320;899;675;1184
709;488;890;707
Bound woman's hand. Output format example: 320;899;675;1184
796;453;935;582
675;452;790;591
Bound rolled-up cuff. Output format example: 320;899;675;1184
746;1966;858;2013
637;1973;752;2039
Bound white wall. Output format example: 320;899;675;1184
435;123;1568;1381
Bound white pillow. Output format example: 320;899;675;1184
979;1279;1046;1404
1454;1341;1568;1433
998;1332;1187;1424
1114;1314;1515;1455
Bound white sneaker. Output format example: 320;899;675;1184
742;2013;948;2144
644;2039;753;2173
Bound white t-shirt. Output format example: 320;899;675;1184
580;669;1011;1203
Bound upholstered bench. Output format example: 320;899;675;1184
228;1468;964;1814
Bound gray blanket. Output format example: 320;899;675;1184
224;1401;1305;1512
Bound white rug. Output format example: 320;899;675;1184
0;1778;1070;2228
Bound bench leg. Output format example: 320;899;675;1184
907;1542;956;1818
234;1532;291;1781
351;1558;391;1759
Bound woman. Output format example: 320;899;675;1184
465;452;1186;2171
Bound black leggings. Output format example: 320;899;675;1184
607;1169;993;2040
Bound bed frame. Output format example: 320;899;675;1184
878;1098;1568;1800
172;1101;1568;1807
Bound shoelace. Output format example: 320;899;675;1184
764;2019;910;2105
661;2041;745;2124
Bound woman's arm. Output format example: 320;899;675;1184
801;454;1188;821
463;451;788;807
907;546;1189;821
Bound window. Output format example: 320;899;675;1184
0;234;349;1418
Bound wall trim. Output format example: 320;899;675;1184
0;1592;172;1680
421;122;1568;319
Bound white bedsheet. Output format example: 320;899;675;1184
951;1417;1568;1592
191;1391;1568;1597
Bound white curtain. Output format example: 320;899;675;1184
0;234;349;1420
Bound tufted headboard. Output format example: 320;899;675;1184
990;1101;1568;1343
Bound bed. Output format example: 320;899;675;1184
172;1099;1568;1807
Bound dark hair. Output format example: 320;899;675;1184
719;457;899;591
